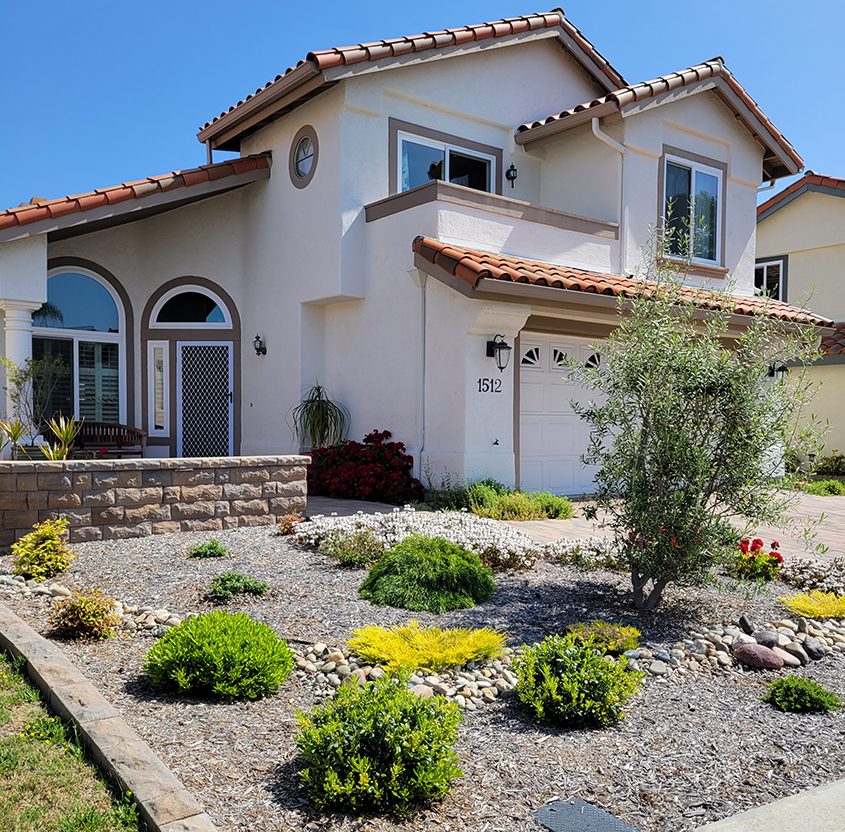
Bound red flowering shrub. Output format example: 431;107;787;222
308;430;424;505
734;538;783;581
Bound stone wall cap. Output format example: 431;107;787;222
0;455;311;473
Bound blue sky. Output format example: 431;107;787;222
1;1;840;208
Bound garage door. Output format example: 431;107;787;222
519;334;602;496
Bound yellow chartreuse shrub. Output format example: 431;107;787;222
348;620;505;671
11;518;75;582
779;590;845;619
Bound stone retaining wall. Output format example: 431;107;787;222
0;455;309;547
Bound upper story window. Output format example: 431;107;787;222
663;154;724;266
755;258;786;301
398;131;496;194
289;125;319;189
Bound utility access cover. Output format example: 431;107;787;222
536;798;640;832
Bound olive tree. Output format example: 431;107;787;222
572;248;823;610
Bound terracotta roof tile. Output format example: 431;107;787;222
757;171;845;217
412;236;830;327
821;322;845;355
517;58;802;178
198;10;626;138
0;153;271;234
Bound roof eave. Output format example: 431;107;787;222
514;99;618;148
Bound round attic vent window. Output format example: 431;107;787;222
289;126;318;188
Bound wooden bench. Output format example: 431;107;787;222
69;422;147;459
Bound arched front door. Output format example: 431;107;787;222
142;279;241;458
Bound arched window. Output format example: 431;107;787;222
149;285;232;329
32;269;126;423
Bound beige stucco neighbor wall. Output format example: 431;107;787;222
0;455;308;548
802;365;845;455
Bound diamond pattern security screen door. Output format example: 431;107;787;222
176;342;234;457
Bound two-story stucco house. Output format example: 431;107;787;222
0;9;828;494
757;173;845;454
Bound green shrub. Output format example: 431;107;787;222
465;482;500;513
359;535;494;613
187;539;228;558
49;587;120;640
143;610;293;700
11;518;74;582
527;491;574;519
567;620;641;654
295;673;462;816
762;676;842;713
814;450;845;476
206;571;269;603
513;633;642;727
803;478;845;496
318;528;384;568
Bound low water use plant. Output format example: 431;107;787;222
295;673;462;816
318;528;384;567
144;610;293;700
206;571;269;603
11;518;74;581
779;590;845;619
187;539;228;558
514;633;642;727
49;587;120;640
567;620;641;655
359;535;494;613
762;676;841;713
348;620;505;671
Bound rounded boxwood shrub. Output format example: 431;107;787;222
295;673;462;816
359;535;494;613
11;518;74;582
762;676;842;713
514;633;642;727
143;610;293;700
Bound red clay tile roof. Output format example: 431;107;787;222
413;236;831;326
198;9;626;141
516;58;802;180
821;322;845;355
757;171;845;219
0;154;270;234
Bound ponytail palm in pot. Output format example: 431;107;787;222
291;383;349;450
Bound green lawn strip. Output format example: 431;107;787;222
0;653;138;832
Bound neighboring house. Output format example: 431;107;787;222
0;9;828;494
757;173;845;454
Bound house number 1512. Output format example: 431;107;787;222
477;378;503;393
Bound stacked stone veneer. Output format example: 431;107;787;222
0;455;308;547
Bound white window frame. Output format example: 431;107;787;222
397;130;497;194
149;284;233;330
663;154;724;267
754;258;786;301
32;267;127;424
147;340;170;437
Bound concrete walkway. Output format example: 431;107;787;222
306;493;845;560
696;778;845;831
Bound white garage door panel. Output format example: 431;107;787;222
519;335;602;496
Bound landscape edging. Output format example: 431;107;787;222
0;601;218;832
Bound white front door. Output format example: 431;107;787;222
519;334;602;495
176;341;234;457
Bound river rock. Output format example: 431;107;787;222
753;630;779;649
410;684;433;700
782;642;809;666
738;614;756;635
803;636;826;660
732;633;757;648
771;646;801;668
733;643;784;670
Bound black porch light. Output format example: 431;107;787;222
253;333;267;356
486;334;512;372
505;163;518;188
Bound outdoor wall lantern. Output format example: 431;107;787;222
505;163;518;188
486;334;512;372
253;334;267;356
768;362;788;380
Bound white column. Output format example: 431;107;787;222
0;300;41;419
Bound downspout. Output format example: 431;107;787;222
591;117;626;275
757;179;776;193
206;141;214;166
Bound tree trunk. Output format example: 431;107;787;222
631;569;669;610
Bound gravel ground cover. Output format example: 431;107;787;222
2;524;844;832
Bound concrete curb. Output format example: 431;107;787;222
0;602;218;832
696;778;845;831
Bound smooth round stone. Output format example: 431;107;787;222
303;662;317;673
783;642;809;666
623;649;642;659
771;646;801;668
732;634;757;648
320;661;336;673
455;694;466;707
336;665;351;677
734;644;784;670
753;630;779;649
716;653;731;666
648;660;668;676
655;650;671;662
312;642;327;656
326;673;342;688
803;637;826;661
369;667;385;680
774;619;798;631
410;684;433;700
326;650;345;664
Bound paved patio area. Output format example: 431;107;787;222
306;493;845;560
